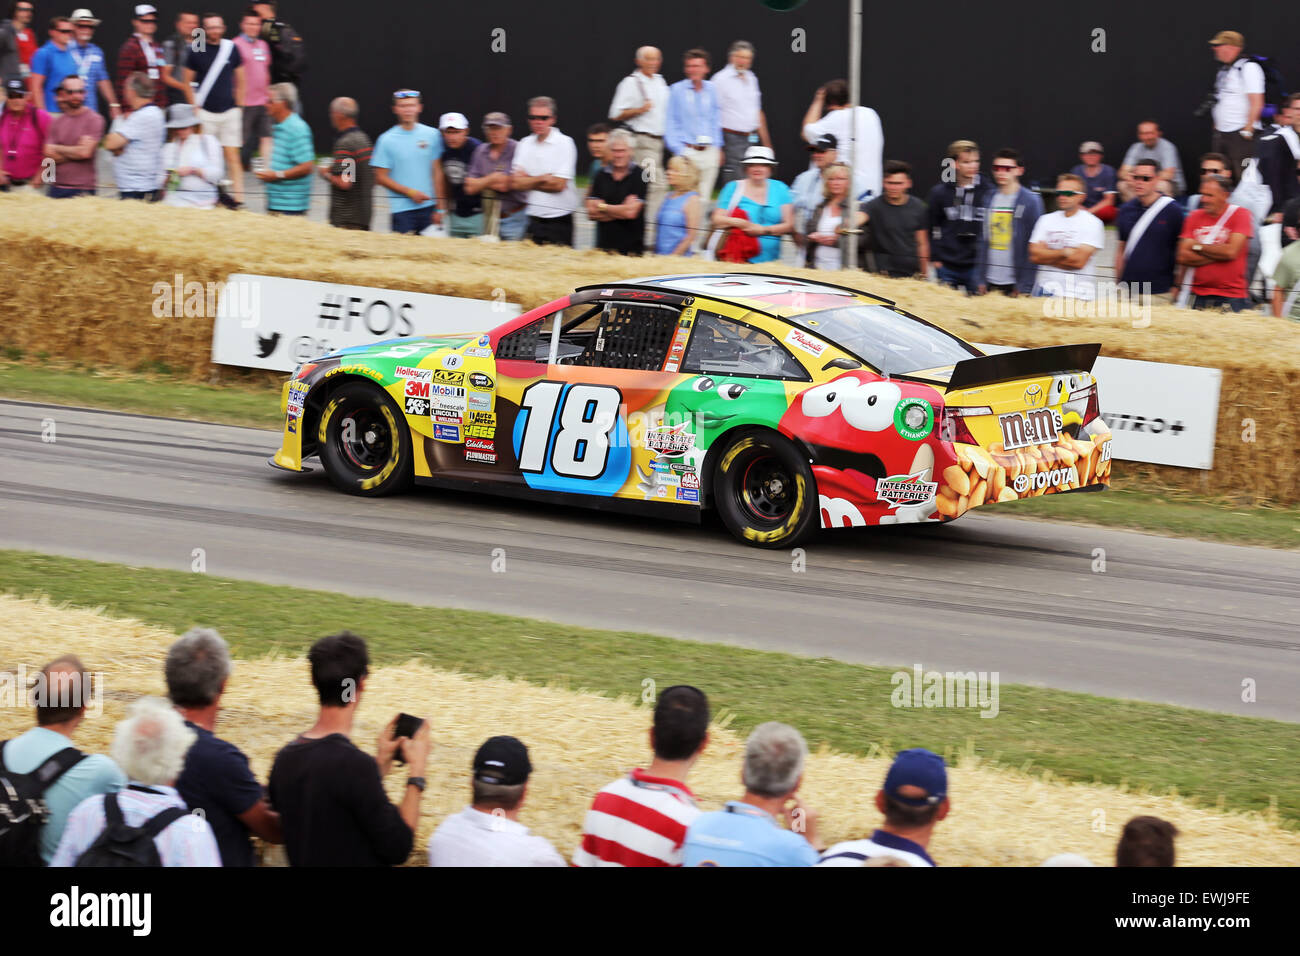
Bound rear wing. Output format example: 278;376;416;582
946;344;1101;392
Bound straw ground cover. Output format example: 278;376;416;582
4;357;1298;548
1;593;1296;866
1;193;1297;502
2;549;1296;833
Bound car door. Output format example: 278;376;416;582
501;292;689;503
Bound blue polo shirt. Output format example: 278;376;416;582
1116;196;1185;294
176;722;265;867
372;122;443;213
682;801;820;867
66;42;111;112
2;726;126;863
268;111;314;212
30;42;79;112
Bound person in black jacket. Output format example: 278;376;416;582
927;139;991;293
251;2;304;88
268;631;430;866
1258;93;1300;231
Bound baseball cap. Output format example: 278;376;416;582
70;8;101;25
1078;140;1104;154
4;75;26;95
439;112;469;131
473;735;532;786
1209;30;1243;47
808;133;837;152
742;145;778;165
133;4;157;17
882;747;947;807
482;111;511;127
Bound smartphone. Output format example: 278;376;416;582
391;713;424;765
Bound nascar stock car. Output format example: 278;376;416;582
270;273;1113;547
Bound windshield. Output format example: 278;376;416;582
789;304;978;373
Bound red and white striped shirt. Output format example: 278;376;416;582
573;768;700;867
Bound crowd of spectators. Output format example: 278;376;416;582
1;641;1184;868
2;9;1299;316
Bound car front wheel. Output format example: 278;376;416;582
317;381;413;496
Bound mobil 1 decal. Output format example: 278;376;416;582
513;381;630;496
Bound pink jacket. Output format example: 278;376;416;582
1;105;50;180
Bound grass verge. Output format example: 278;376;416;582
1;548;1295;826
3;359;1298;549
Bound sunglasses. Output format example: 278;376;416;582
1055;190;1081;197
56;87;86;94
1131;174;1155;181
992;164;1018;171
1200;167;1225;175
392;90;421;100
53;27;72;33
528;114;553;121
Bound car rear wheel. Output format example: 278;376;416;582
713;430;817;548
317;381;413;496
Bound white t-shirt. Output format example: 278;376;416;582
813;205;844;270
1028;208;1106;300
818;837;934;867
1213;59;1266;132
161;133;224;207
427;806;566;867
608;72;669;136
513;129;578;218
803;105;883;201
110;104;166;193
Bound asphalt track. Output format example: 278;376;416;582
1;398;1297;721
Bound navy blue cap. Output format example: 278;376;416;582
883;748;947;807
473;735;532;786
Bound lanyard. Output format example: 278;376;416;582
137;35;160;69
69;43;90;78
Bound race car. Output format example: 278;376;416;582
270;273;1113;548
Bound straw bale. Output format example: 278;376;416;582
1;192;1296;501
2;594;1296;866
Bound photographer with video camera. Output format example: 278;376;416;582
251;2;304;96
1202;30;1266;183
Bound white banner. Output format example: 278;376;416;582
212;274;522;372
975;345;1220;470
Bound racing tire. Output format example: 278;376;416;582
713;430;817;548
317;381;414;497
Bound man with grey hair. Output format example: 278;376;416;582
167;627;282;867
254;80;313;214
608;46;668;231
682;721;822;866
714;40;772;186
101;71;164;199
512;95;577;245
585;127;645;254
51;697;220;866
319;95;373;229
427;735;564;866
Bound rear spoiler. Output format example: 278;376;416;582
946;343;1101;392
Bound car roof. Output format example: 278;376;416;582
573;272;896;316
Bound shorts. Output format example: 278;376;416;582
198;107;243;149
449;211;484;238
392;206;434;235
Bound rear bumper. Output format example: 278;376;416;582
935;424;1113;519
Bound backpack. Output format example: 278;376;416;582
0;740;88;867
1238;56;1288;122
73;790;188;867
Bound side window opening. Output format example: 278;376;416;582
682;311;809;380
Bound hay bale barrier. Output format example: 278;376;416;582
1;193;1296;502
1;594;1297;866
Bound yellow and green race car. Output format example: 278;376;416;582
271;273;1113;547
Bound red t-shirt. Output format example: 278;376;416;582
1180;204;1253;298
16;27;37;67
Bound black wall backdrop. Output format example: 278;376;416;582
29;1;1300;190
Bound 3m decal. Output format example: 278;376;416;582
405;380;431;398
